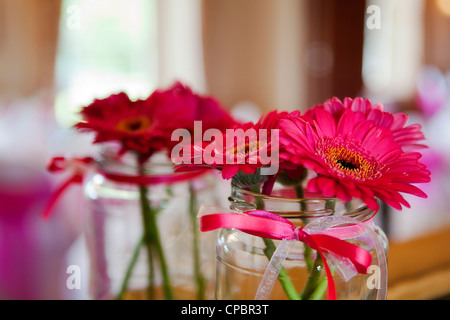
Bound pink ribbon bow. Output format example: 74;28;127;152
43;156;208;219
43;157;94;219
200;208;381;300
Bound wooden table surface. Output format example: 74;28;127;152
387;226;450;300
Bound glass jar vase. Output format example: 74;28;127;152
215;183;389;300
83;150;219;300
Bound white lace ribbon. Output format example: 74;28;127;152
254;216;387;300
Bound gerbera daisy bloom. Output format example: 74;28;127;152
219;110;281;179
192;92;240;134
146;82;240;155
75;88;199;160
303;97;427;151
175;110;286;180
75;82;238;162
279;107;431;210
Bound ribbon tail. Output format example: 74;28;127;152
102;169;208;186
305;216;387;300
304;233;337;300
255;239;295;300
42;174;82;219
312;234;373;274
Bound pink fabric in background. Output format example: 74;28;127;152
0;162;84;299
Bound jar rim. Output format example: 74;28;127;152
230;181;376;220
230;181;339;201
94;143;175;175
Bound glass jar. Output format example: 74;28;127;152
83;149;218;300
215;183;389;300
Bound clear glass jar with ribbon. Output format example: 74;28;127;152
79;148;219;300
199;182;389;300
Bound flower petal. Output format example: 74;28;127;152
314;108;336;137
221;165;240;179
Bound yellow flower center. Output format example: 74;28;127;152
227;140;260;157
115;116;151;133
317;138;382;181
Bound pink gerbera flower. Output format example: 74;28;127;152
175;110;286;180
303;97;427;150
280;107;431;210
75;82;239;162
74;84;201;160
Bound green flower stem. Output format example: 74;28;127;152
116;234;145;300
251;185;301;300
295;184;329;300
135;157;173;300
309;276;328;300
300;253;324;299
300;199;337;300
139;184;156;299
293;185;316;274
139;182;174;299
294;185;304;199
189;183;205;300
303;245;314;272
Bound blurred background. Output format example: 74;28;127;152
1;0;450;299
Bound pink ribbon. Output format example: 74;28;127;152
200;209;376;300
43;156;208;219
43;157;93;219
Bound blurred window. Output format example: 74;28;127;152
54;0;158;127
